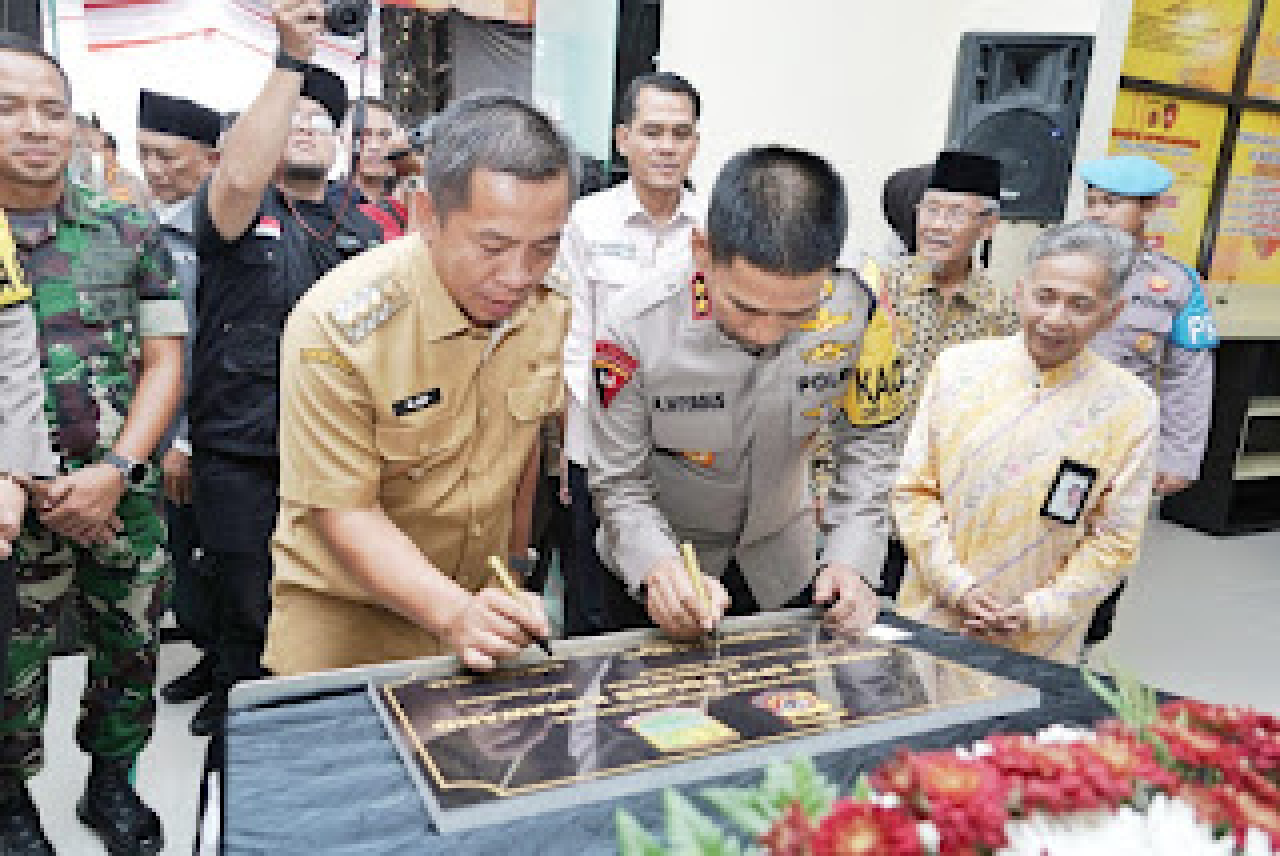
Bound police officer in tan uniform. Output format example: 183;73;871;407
591;146;903;640
1079;155;1218;648
263;92;574;676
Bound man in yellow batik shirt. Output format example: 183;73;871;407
893;220;1158;665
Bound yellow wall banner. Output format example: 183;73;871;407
1108;90;1229;264
1121;0;1252;93
1249;0;1280;100
1208;111;1280;286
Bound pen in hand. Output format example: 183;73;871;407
680;541;719;640
487;555;554;657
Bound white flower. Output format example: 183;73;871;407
995;796;1237;856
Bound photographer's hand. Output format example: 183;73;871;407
274;0;325;63
209;0;326;242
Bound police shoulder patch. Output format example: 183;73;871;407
329;279;407;345
844;305;906;427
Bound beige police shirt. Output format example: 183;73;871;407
590;270;903;611
264;233;569;676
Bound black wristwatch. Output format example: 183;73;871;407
102;452;148;487
274;49;310;74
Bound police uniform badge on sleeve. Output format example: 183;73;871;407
1170;273;1219;350
843;305;905;427
329;282;407;345
594;341;637;408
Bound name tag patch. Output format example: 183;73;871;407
392;388;441;416
653;392;726;412
590;240;638;260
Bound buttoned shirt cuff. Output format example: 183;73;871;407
281;479;379;511
140;299;189;336
818;525;887;588
616;529;683;597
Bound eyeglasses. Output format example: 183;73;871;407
914;201;992;226
290;112;336;135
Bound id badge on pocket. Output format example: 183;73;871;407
1040;458;1098;525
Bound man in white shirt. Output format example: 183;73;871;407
558;72;703;634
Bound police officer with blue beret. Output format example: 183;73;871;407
1079;154;1219;647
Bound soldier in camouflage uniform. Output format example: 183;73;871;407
0;34;186;856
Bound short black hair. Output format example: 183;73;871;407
102;131;117;152
0;32;72;100
617;72;700;126
707;145;848;276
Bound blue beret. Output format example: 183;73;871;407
1078;155;1173;196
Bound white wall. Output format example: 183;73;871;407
659;0;1120;269
48;0;379;178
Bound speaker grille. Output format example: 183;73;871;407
960;108;1068;217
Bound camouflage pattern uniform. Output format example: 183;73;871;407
0;182;186;780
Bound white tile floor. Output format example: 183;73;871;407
26;519;1280;853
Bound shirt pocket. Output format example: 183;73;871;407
650;390;734;452
507;368;561;422
375;410;466;502
74;246;137;288
220;321;279;378
1119;305;1172;366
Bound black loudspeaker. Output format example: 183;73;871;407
946;33;1093;222
1;0;43;44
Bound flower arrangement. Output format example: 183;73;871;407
615;670;1280;855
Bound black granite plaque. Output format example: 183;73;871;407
370;618;1039;833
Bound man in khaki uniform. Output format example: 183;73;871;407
264;93;574;676
591;146;903;640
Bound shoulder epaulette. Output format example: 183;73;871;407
329;278;407;344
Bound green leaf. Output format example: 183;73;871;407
789;757;837;818
665;789;743;856
616;808;667;856
851;773;873;802
1081;665;1126;716
701;787;774;839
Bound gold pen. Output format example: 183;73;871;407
680;541;717;638
487;555;554;657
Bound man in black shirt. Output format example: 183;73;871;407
187;0;379;735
